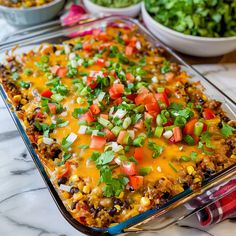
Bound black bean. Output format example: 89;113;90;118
128;186;134;192
58;176;67;185
218;122;223;129
108;207;117;217
198;98;205;105
183;182;189;190
113;198;122;206
162;192;171;199
70;187;79;195
184;82;190;89
123;200;130;209
15;104;23;111
222;116;230;122
71;202;77;210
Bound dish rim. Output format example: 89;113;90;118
0;16;236;235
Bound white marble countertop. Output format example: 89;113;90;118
0;19;236;236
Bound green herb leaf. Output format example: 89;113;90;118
148;141;164;158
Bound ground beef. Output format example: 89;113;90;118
38;142;62;160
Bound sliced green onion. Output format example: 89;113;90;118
154;127;164;138
133;134;146;147
156;114;164;126
194;122;204;136
98;117;113;129
111;126;122;136
139;166;152;176
123;117;132;129
24;68;33;76
134;105;145;113
123;132;131;145
80;87;89;96
169;162;178;173
19;80;30;88
51;93;64;102
157;87;165;93
184;135;195;145
41;55;49;63
180;156;190;162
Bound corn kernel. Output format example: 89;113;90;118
140;197;151;207
231;154;236;159
37;138;43;145
73;192;83;201
118;191;124;199
187;166;195;175
83;185;91;194
114;205;121;212
70;174;79;182
20;98;27;105
193;177;201;183
13;95;21;103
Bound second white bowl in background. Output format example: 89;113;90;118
83;0;141;18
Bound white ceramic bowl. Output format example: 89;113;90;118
0;0;65;27
84;0;141;18
141;2;236;57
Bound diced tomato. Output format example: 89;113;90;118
129;36;137;47
183;118;198;135
92;29;101;37
125;46;133;56
96;58;105;67
57;67;67;78
48;103;57;114
203;123;208;132
109;84;124;99
164;88;172;96
169;135;176;144
173;127;182;142
41;89;53;98
35;111;44;119
126;73;134;82
155;92;170;107
129;176;144;190
126;93;137;102
145;101;160;114
90;104;100;115
87;76;97;89
117;130;127;145
100;113;109;120
79;110;95;124
103;71;108;77
134;119;144;130
122;34;129;44
58;161;71;179
135;93;155;106
90;135;106;149
113;97;123;105
50;65;60;74
103;128;116;141
120;161;137;176
163;120;173;127
99;32;109;42
83;43;92;51
192;134;200;143
134;147;144;163
203;108;215;120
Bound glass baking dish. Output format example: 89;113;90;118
0;16;236;236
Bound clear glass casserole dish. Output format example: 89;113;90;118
0;16;236;235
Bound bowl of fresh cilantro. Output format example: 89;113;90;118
142;0;236;57
84;0;142;17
